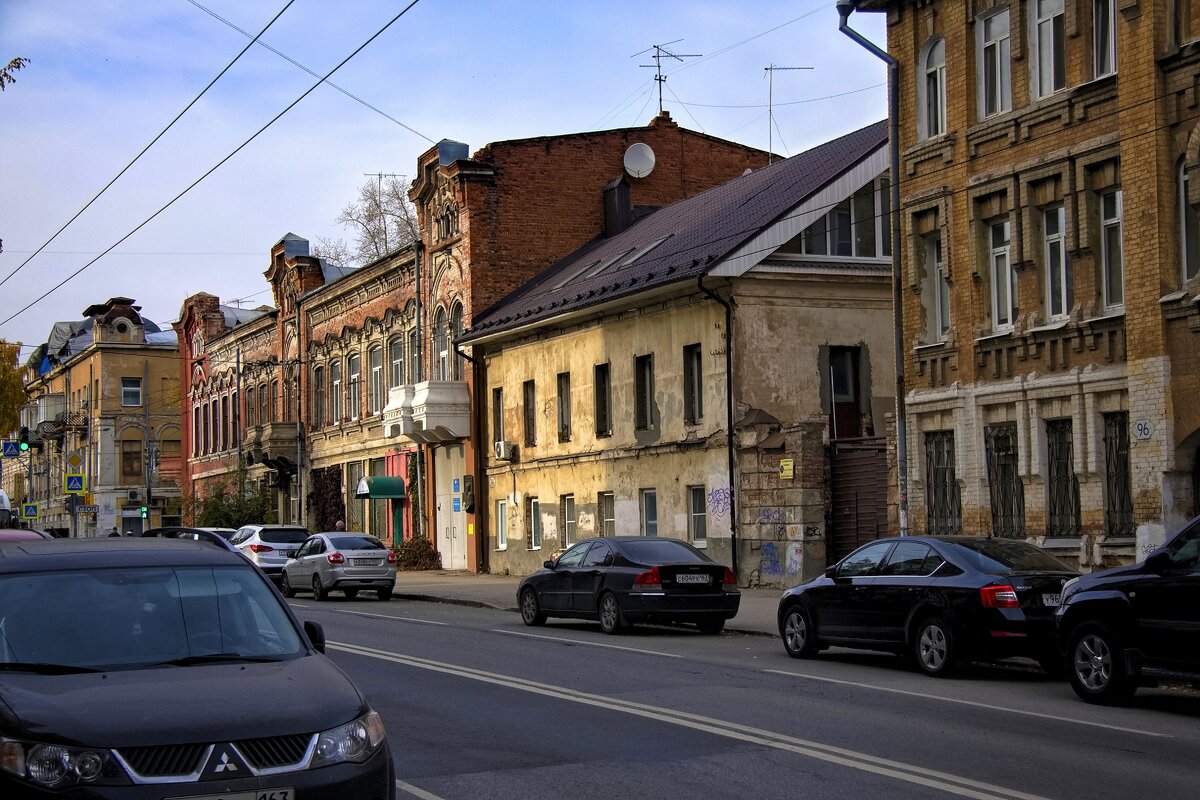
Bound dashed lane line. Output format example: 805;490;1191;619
491;628;682;658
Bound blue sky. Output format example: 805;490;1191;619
0;0;887;352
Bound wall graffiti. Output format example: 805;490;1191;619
759;542;783;576
786;542;803;575
707;487;732;518
759;508;786;523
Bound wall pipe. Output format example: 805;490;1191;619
838;0;908;535
698;276;739;577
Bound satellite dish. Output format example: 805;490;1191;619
624;143;656;178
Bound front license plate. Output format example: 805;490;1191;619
170;788;293;800
353;558;380;566
1042;593;1061;607
675;574;709;584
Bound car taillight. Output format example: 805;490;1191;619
249;543;274;553
980;584;1020;608
327;552;345;565
722;567;737;590
387;551;397;564
632;566;661;591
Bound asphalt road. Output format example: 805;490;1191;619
287;597;1200;800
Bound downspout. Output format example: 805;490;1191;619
697;276;739;578
413;240;424;538
455;340;486;573
838;0;908;535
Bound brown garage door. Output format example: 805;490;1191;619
829;437;888;563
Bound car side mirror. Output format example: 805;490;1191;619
544;559;555;569
304;620;326;654
1144;551;1171;573
824;565;838;579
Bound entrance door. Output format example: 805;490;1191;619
434;444;467;570
828;438;888;563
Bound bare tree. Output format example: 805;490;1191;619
329;176;419;267
311;236;354;269
0;57;29;91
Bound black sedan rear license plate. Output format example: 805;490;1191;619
170;788;292;800
675;574;710;584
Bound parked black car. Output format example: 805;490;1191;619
778;536;1078;676
1055;516;1200;703
518;537;741;634
140;525;243;554
0;537;394;798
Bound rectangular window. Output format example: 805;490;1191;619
1101;190;1124;308
527;496;542;550
492;387;504;445
924;235;950;341
990;219;1016;330
683;344;703;424
980;10;1012;117
258;384;267;427
523;379;536;447
1044;205;1070;320
1094;0;1116;77
331;362;342;422
688;485;707;545
121;378;142;407
369;348;384;414
634;354;654;430
985;423;1026;538
192;407;200;457
640;489;658;537
1103;412;1134;537
924;431;962;534
220;396;229;451
557;372;571;442
202;404;210;455
390;338;405;388
599;491;616;537
313;367;325;429
561;494;576;546
594;363;612;436
832;199;853;256
1036;0;1066;97
121;440;142;478
495;500;507;549
1047;419;1081;536
407;329;419;383
269;381;278;423
1181;165;1200;281
347;354;361;420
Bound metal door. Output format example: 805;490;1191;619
434;444;467;570
829;437;888;563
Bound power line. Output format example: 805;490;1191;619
0;0;298;291
669;82;884;109
0;0;425;331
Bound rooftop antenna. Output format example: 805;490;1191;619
363;171;403;195
635;40;701;115
764;64;812;165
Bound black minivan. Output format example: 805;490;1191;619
1056;517;1200;703
0;537;394;798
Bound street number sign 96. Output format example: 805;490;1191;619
1132;419;1153;440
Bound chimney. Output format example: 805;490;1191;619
603;177;631;237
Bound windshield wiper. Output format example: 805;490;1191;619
152;653;285;667
0;662;102;674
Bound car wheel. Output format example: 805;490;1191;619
377;587;393;601
781;604;819;658
312;574;327;602
697;617;725;635
343;588;359;600
279;572;296;598
519;587;546;627
598;592;623;635
913;615;956;677
1068;621;1136;704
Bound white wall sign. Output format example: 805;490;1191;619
1132;419;1153;440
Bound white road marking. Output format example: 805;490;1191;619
492;628;682;658
289;604;447;626
331;640;1050;800
764;668;1168;738
396;778;446;800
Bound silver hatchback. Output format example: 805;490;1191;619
281;533;397;601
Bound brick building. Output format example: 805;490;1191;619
856;0;1200;566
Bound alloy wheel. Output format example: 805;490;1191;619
784;611;808;653
919;623;948;671
1073;632;1113;691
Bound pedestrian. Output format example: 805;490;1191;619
108;526;121;537
334;520;345;531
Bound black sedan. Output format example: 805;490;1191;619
778;536;1078;676
518;537;740;634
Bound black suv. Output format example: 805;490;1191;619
1055;518;1200;703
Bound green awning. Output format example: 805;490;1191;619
355;476;406;499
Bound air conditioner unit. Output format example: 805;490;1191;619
493;440;516;461
127;489;143;502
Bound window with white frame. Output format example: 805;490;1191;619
688;486;707;545
1182;163;1200;282
799;178;891;258
121;377;142;407
1044;205;1070;320
434;307;449;381
640;489;658;537
1094;0;1116;78
1034;0;1066;97
989;219;1016;330
1101;189;1124;308
407;329;419;383
922;38;947;139
347;353;361;420
389;337;405;388
495;500;507;549
527;496;542;549
979;10;1011;118
330;361;342;422
369;346;383;414
561;494;576;546
599;491;615;537
923;234;951;341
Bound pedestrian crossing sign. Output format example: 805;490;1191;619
0;440;19;458
65;474;85;494
21;504;37;519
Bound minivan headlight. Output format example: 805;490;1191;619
311;710;386;768
0;737;122;787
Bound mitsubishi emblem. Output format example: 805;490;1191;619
214;751;238;773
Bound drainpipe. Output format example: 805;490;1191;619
698;276;739;578
455;340;486;573
838;0;908;535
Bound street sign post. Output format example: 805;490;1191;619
64;474;85;494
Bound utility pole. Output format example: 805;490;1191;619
636;40;701;115
143;359;152;531
764;64;812;165
294;304;303;526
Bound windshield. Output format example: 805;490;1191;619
619;540;709;564
260;528;309;544
950;539;1074;574
0;566;304;670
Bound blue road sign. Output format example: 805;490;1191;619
452;497;461;512
65;474;85;493
1;440;19;458
453;478;460;493
21;504;37;519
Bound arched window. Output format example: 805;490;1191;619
369;346;384;414
330;361;343;422
245;387;255;428
920;38;947;139
259;383;268;426
312;366;325;429
434;308;449;381
1182;160;1200;282
347;353;361;420
192;332;205;357
451;302;465;380
389;336;405;388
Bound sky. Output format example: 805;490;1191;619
0;0;888;356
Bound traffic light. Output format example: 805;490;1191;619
140;505;148;520
18;427;29;452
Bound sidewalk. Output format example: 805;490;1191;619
391;570;782;637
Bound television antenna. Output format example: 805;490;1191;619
635;40;701;115
764;65;812;164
